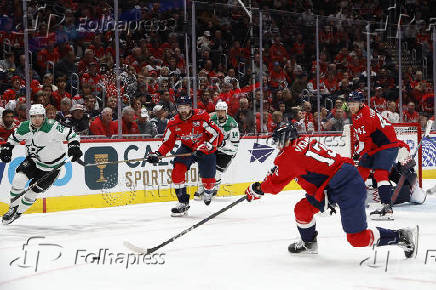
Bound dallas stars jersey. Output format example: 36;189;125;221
211;114;239;156
8;119;80;171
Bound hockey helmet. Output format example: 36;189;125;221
215;101;228;112
347;91;365;103
272;122;299;148
29;104;46;117
176;95;192;107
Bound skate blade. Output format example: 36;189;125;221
171;211;188;217
370;214;394;221
288;250;318;255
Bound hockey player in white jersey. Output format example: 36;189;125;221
194;101;240;200
0;104;82;225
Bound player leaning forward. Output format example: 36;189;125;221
0;104;83;225
348;91;409;220
245;123;418;257
147;96;223;216
194;101;239;200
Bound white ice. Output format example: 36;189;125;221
1;180;436;290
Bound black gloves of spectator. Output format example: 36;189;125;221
68;141;83;162
0;143;14;163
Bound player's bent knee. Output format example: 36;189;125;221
347;230;373;247
373;170;389;183
172;163;188;184
294;198;317;224
12;172;29;190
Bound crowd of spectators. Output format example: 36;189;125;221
0;0;434;140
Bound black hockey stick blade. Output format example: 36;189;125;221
124;195;248;254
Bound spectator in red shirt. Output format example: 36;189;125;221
52;75;71;109
0;109;19;141
403;101;420;123
89;107;118;137
197;90;215;113
116;106;140;135
2;76;22;104
370;87;387;112
269;61;287;90
269;36;289;63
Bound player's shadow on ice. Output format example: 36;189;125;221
3;216;169;237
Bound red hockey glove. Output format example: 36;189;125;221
194;142;214;158
245;182;264;202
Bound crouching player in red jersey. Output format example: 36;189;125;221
245;123;418;256
348;91;409;220
147;96;223;216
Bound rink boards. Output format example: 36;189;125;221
1;133;435;214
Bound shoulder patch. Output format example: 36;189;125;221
39;119;55;133
16;121;31;135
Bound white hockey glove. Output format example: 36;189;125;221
245;182;264;202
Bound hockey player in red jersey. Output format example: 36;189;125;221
245;123;418;256
147;96;223;216
348;91;408;220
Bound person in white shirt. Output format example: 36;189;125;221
381;101;400;123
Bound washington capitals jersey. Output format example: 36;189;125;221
260;137;353;202
158;109;223;156
352;104;407;156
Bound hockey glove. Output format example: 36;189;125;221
0;143;14;163
194;142;213;158
147;151;161;165
67;141;83;162
245;182;264;202
400;157;416;175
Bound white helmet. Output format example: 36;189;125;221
215;101;228;112
29;104;46;117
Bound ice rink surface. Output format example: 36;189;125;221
1;180;436;290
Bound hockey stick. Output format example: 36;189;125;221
10;158;71;204
124;195;248;254
79;152;193;167
392;120;433;202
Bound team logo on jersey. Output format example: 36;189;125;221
193;121;200;127
84;146;118;190
249;143;275;163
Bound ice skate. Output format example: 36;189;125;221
171;202;190;217
288;233;318;254
370;203;393;220
397;225;419;258
2;205;21;225
203;190;214;206
194;191;204;201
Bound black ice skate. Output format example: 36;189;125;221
171;202;190;217
2;205;21;225
370;203;393;220
288;232;318;254
194;191;204;201
203;190;214;206
397;225;419;258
